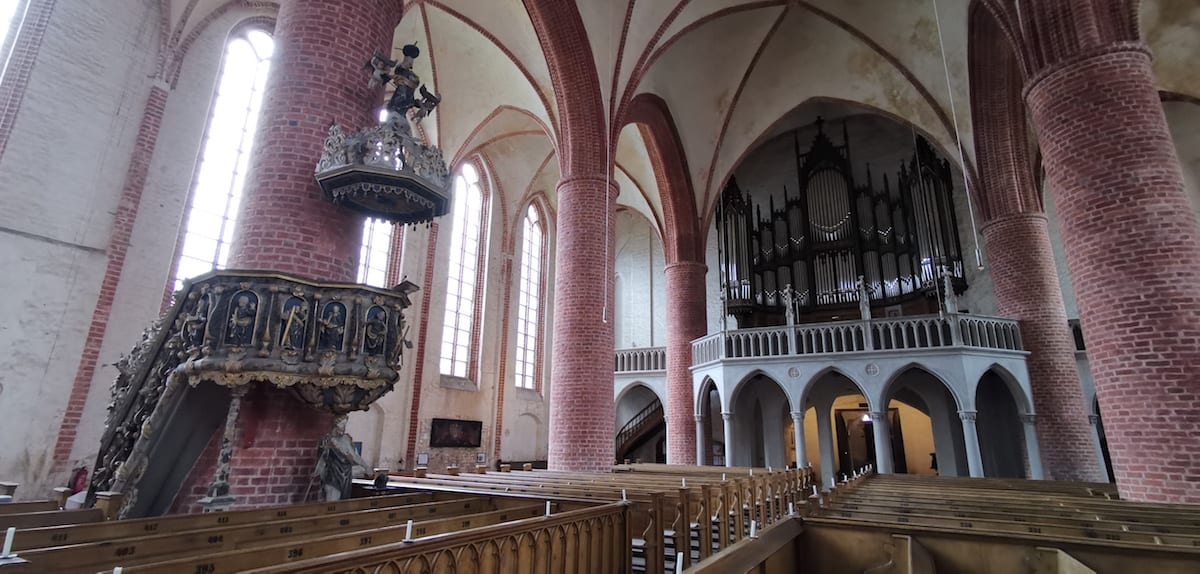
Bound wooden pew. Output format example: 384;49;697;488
0;501;57;516
240;502;631;574
10;491;444;552
110;501;552;573
382;465;813;573
6;496;514;573
0;509;104;530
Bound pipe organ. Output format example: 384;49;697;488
717;119;965;325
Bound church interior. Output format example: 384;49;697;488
0;0;1198;572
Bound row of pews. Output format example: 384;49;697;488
381;464;816;573
0;487;624;572
1;466;1197;573
784;472;1200;573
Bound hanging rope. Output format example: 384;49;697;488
930;0;985;270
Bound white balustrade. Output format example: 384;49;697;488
626;314;1023;371
613;347;666;372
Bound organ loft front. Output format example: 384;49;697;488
716;117;968;328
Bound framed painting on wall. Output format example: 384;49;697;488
430;418;483;448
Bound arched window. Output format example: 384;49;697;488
440;163;487;378
357;218;394;287
514;205;545;390
171;28;273;292
0;1;25;70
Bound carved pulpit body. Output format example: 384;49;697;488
88;271;422;513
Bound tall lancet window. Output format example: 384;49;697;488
514;205;545;390
440;162;487;379
171;28;273;292
0;1;25;73
357;218;394;287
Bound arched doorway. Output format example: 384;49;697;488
695;379;724;465
975;370;1027;478
730;373;791;468
802;369;873;486
615;384;665;463
882;366;968;477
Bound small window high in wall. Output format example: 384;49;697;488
515;205;545;390
171;28;273;292
440;162;487;379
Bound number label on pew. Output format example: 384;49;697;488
217;516;229;524
51;533;68;543
959;522;973;529
144;522;159;532
416;527;427;536
276;510;288;517
359;536;373;546
288;548;304;559
115;545;137;557
462;520;471;527
194;564;216;574
279;526;293;534
1028;527;1042;534
327;504;337;511
208;535;224;544
339;518;350;526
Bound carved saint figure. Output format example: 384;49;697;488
368;43;440;125
313;416;369;502
855;275;872;321
182;294;210;348
363;306;388;356
319;303;347;351
225;293;257;346
280;297;309;351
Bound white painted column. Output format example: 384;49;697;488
721;412;735;468
1020;414;1045;480
790;410;807;469
815;405;836;488
959;410;984;478
695;414;706;466
870;411;894;474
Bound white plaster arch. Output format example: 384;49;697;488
971;362;1034;415
798;365;872;413
613;377;667;411
879;361;966;413
729;369;795;415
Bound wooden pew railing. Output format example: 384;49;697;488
238;501;632;574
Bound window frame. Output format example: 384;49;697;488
167;23;275;295
514;201;548;392
439;159;491;382
357;217;396;288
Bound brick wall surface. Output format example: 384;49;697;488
548;178;618;471
664;261;706;464
174;387;334;513
982;213;1102;481
1027;45;1200;503
229;0;401;281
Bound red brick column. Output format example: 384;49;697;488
548;177;617;471
982;213;1101;481
1026;44;1200;503
230;0;401;282
665;261;706;464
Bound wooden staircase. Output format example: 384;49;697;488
615;398;664;462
